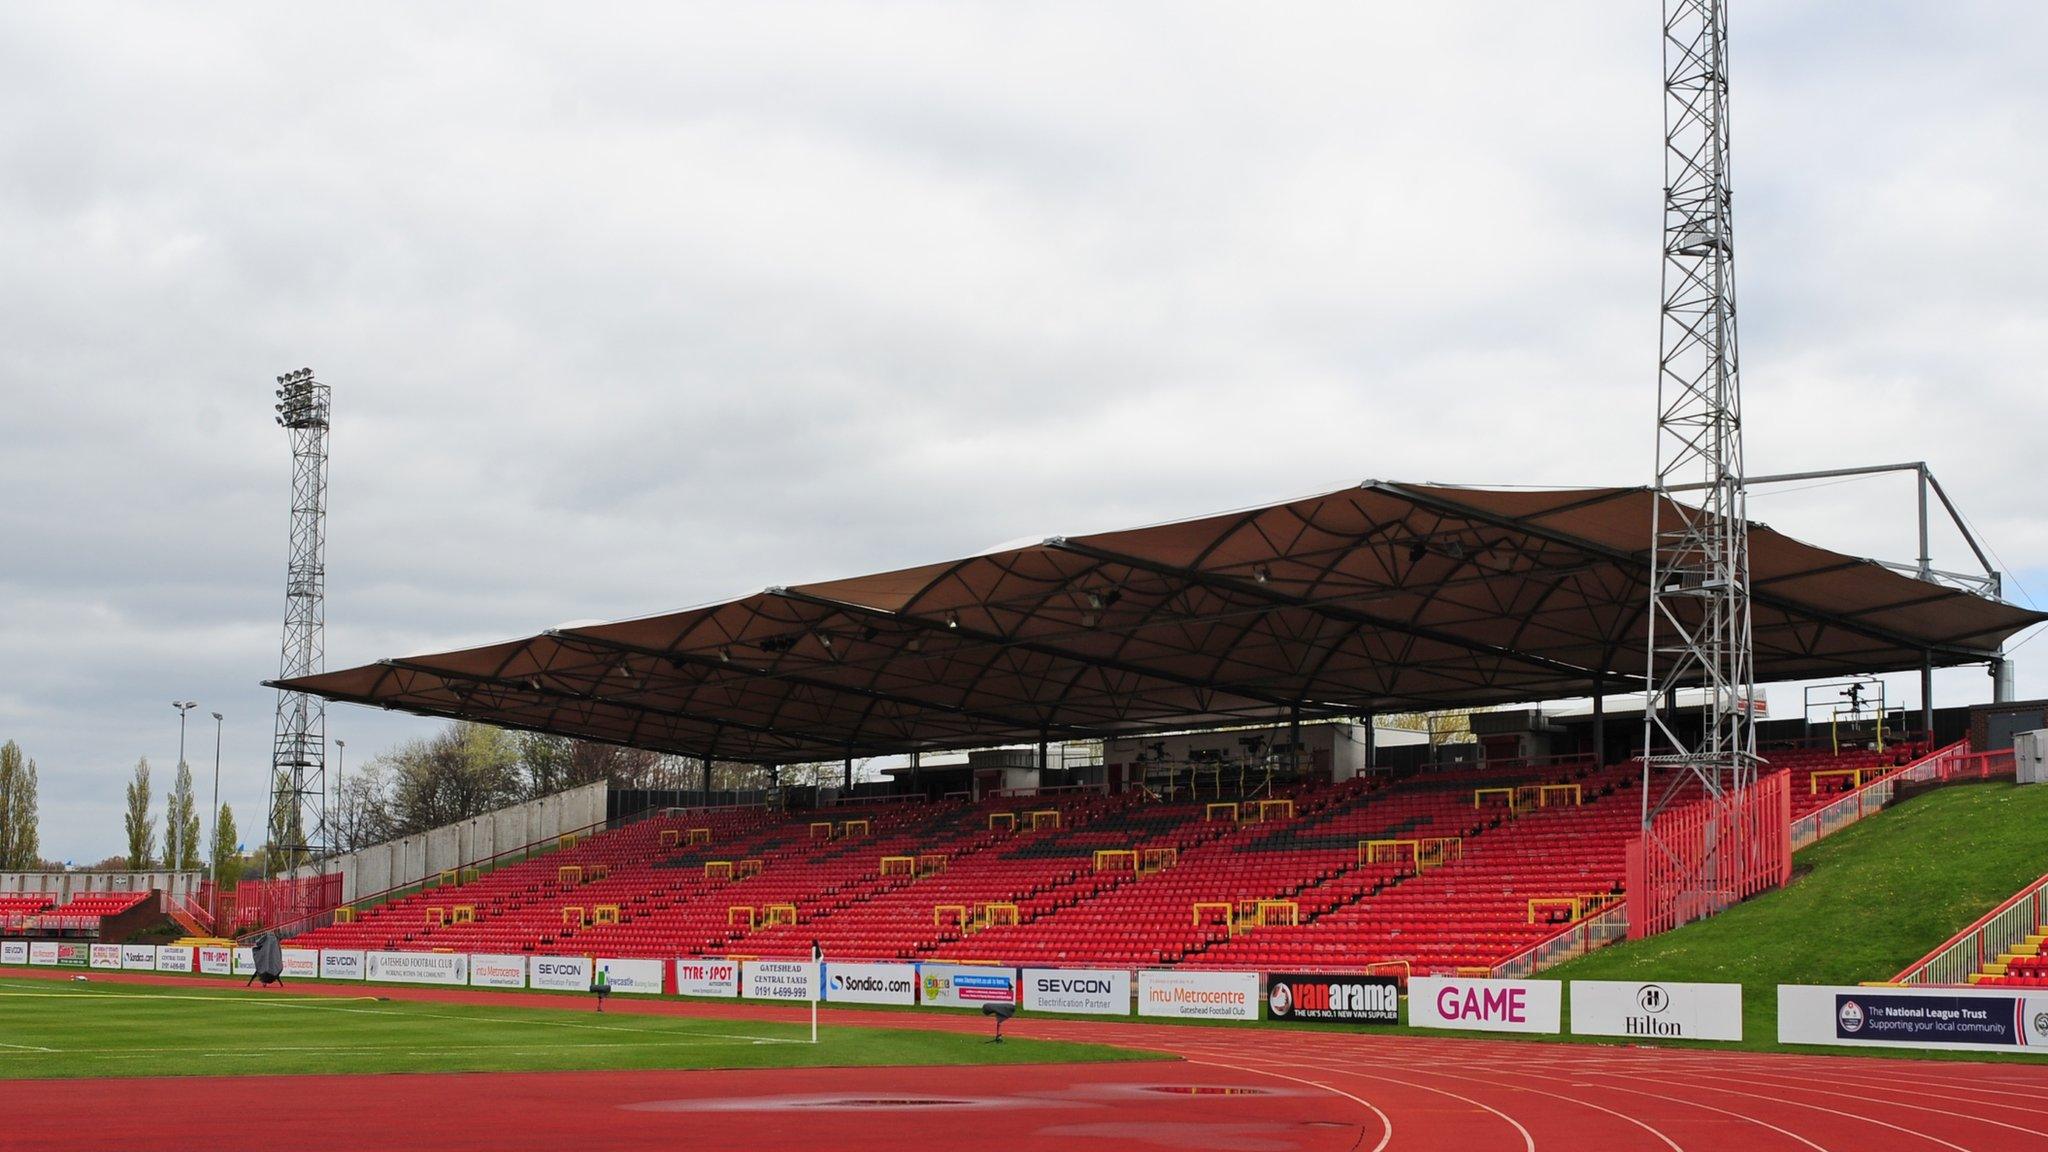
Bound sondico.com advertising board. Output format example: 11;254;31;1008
824;962;916;1006
1266;973;1400;1024
1022;968;1131;1016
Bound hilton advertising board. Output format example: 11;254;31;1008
1570;981;1743;1042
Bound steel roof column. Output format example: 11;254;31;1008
1289;704;1301;778
1593;678;1608;766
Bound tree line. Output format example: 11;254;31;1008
329;722;857;854
0;741;41;869
117;755;241;887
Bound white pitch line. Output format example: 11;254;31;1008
0;985;803;1046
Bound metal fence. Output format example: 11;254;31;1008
1489;903;1629;978
1789;741;2008;851
1895;872;2048;986
1624;771;1791;939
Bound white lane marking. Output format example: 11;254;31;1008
1411;1064;1687;1151
0;985;799;1045
1184;1057;1393;1152
1180;1047;1534;1152
1620;1071;1974;1152
1669;1067;2048;1140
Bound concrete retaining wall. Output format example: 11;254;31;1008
309;782;608;903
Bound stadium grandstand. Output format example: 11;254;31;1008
265;482;2041;979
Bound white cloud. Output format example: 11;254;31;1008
1;1;2043;858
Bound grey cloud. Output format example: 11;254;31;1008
2;1;2043;859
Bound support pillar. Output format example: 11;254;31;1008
1592;679;1607;767
1289;703;1302;777
1920;654;1935;744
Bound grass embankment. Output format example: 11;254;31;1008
0;978;1159;1080
1544;780;2048;1056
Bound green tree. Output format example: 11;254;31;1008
210;804;243;889
517;732;574;798
0;741;23;868
8;756;36;869
386;722;524;834
166;760;201;870
124;757;156;869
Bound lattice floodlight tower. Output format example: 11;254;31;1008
270;367;331;876
1642;0;1758;869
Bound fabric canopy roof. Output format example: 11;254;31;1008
275;482;2041;763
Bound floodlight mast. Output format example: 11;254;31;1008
270;367;331;878
1642;0;1757;843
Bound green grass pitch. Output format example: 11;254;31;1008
0;978;1160;1080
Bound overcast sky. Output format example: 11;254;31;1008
2;2;2043;862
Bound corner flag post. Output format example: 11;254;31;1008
810;940;822;1045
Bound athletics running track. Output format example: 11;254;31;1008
3;969;2045;1152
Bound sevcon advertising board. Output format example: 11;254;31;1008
1021;968;1131;1016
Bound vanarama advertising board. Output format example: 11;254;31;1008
1266;972;1400;1024
825;962;917;1006
1022;968;1131;1016
1138;970;1259;1021
1409;977;1561;1034
674;959;740;998
919;964;1016;1008
1571;980;1742;1041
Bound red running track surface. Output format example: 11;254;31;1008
4;969;2046;1151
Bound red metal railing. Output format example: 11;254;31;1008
1895;872;2048;986
1624;771;1791;939
1489;902;1630;978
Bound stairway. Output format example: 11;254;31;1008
167;902;213;938
1971;928;2046;983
